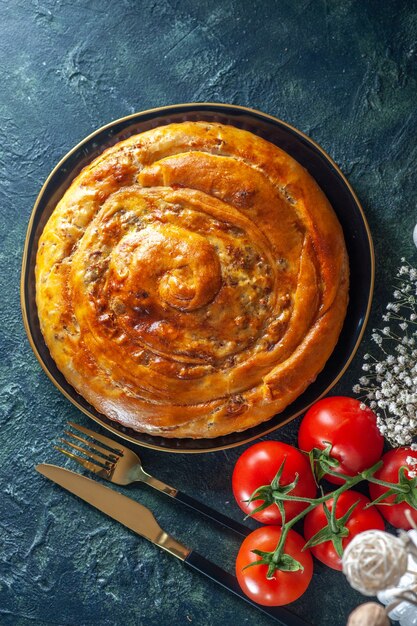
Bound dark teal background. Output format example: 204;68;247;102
1;1;417;625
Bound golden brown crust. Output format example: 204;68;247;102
36;122;349;438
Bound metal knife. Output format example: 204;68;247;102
36;464;311;626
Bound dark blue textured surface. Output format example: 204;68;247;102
1;1;417;625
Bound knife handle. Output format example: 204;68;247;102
173;490;250;538
184;551;311;626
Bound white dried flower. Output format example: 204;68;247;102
372;333;383;346
353;261;417;446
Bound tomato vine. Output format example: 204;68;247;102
245;446;417;579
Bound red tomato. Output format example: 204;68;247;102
368;447;417;529
236;526;313;606
298;396;384;484
232;441;316;524
303;490;385;570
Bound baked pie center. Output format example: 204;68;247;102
71;186;285;366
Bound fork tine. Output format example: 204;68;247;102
64;430;119;462
68;421;125;454
54;446;112;478
59;437;115;469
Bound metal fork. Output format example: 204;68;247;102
56;421;250;538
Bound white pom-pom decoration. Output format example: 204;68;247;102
377;530;417;625
342;530;408;596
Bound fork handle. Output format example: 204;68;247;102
174;490;250;538
184;551;311;626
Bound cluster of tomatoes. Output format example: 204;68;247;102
232;396;417;606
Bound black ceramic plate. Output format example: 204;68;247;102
21;103;374;453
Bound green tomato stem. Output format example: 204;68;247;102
322;467;359;482
269;463;380;564
366;475;410;493
328;491;340;534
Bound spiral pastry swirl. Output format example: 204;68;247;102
36;122;349;438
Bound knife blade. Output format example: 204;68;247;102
36;464;311;626
36;463;189;559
